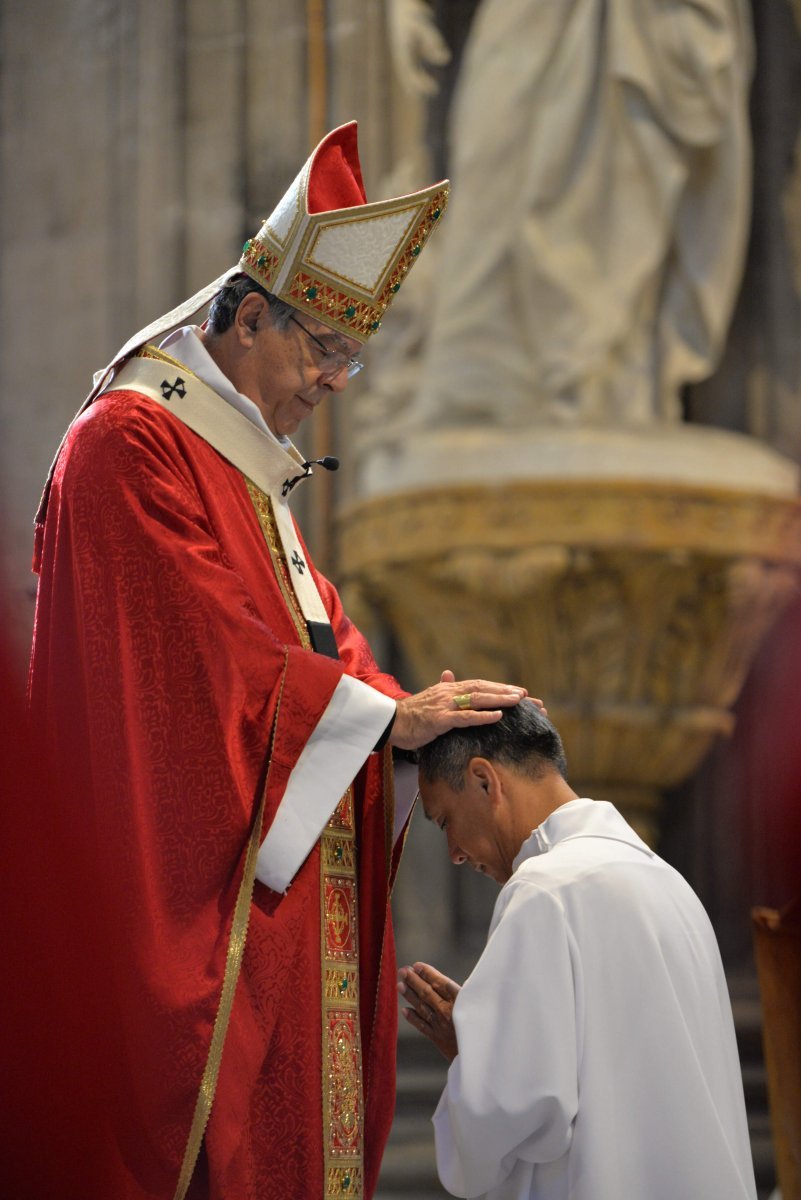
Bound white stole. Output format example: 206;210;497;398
100;354;331;629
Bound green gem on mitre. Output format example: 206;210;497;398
391;282;401;293
342;1175;351;1190
305;286;318;299
339;975;348;993
242;240;252;253
411;245;421;256
370;320;381;330
334;844;343;861
432;208;441;219
344;304;356;319
257;254;267;268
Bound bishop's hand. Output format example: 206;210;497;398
398;961;461;1063
390;669;530;751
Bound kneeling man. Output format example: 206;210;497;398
399;700;757;1200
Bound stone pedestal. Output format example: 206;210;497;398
340;426;801;842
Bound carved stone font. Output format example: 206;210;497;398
340;429;801;842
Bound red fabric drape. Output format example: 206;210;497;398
17;391;407;1199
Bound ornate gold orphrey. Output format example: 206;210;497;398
247;480;364;1196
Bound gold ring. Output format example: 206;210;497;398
453;693;472;710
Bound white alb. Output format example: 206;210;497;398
433;798;758;1200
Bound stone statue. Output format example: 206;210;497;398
401;0;754;430
349;0;450;463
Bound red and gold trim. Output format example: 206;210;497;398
246;483;365;1197
322;788;364;1198
286;273;384;340
240;237;281;291
372;187;449;311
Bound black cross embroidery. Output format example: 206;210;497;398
160;377;186;401
291;551;306;575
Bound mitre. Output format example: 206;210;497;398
105;121;448;372
241;121;449;343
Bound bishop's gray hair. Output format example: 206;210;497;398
418;698;568;791
206;272;296;334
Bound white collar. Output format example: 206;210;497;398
512;797;654;873
159;326;289;447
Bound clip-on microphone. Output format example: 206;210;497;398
281;456;340;497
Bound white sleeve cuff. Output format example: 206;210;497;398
255;676;396;893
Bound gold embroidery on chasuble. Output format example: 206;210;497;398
322;792;363;1199
246;481;310;641
246;480;365;1199
138;343;193;372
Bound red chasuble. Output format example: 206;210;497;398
25;389;409;1200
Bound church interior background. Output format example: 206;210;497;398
1;1;799;1196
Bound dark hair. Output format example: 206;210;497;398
206;272;296;334
418;698;567;790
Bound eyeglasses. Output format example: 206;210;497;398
288;313;364;379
